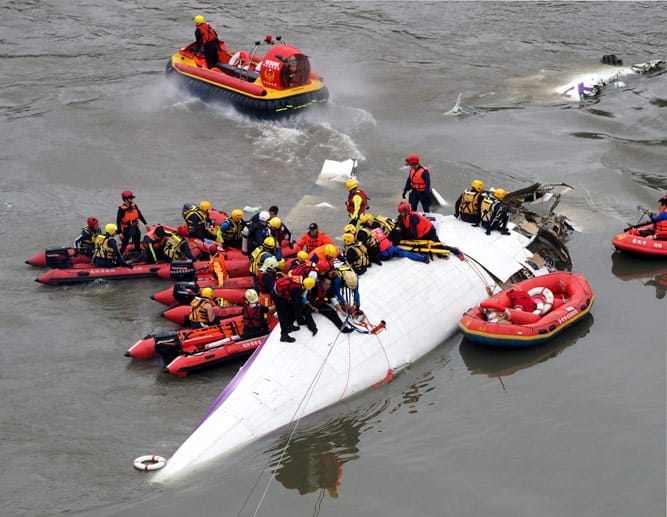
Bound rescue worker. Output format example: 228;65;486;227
240;289;270;339
454;179;485;225
188;287;217;328
163;226;195;261
257;256;280;295
363;220;429;263
342;231;370;275
361;213;402;245
306;275;353;333
331;265;360;316
289;251;321;280
250;237;278;291
208;243;228;287
402;154;432;213
272;275;317;342
345;178;368;227
73;217;101;257
347;222;382;266
184;200;218;241
244;210;271;255
194;15;224;69
397;201;439;241
116;191;147;256
637;196;667;238
296;222;335;253
136;225;169;264
269;216;294;252
310;243;342;269
480;188;511;235
93;223;132;268
218;209;246;249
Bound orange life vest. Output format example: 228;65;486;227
409;166;428;192
400;211;432;239
208;253;228;281
346;189;368;215
655;209;667;239
197;23;218;45
371;227;392;252
118;202;140;228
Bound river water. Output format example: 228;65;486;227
1;2;665;516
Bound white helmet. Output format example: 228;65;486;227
259;211;270;222
262;256;278;271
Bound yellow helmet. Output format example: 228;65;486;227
277;258;286;271
494;188;506;201
472;179;484;193
200;200;211;211
244;289;259;304
343;233;355;246
194;15;206;25
263;236;276;249
105;223;117;235
361;213;374;225
231;209;244;222
201;287;214;299
346;178;359;191
343;224;356;234
303;277;316;290
297;250;309;262
324;244;337;258
269;217;282;230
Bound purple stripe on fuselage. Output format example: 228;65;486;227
192;333;271;431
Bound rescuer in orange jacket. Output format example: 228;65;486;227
116;190;147;256
402;154;432;213
194;15;223;69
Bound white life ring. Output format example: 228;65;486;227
229;51;250;70
528;286;554;315
133;455;166;472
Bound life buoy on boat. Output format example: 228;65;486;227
133;455;166;472
229;51;250;69
528;286;554;315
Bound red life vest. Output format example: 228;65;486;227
208;254;228;280
274;275;302;299
257;269;277;293
290;260;318;278
409;166;428;192
655;209;667;239
242;304;265;330
346;189;368;214
197;23;218;45
119;202;140;228
371;227;392;252
400;211;432;239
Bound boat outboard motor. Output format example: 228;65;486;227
601;54;623;66
45;247;72;268
170;259;196;281
154;332;184;365
173;281;200;305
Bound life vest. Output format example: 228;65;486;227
309;283;332;306
118;201;140;228
93;235;116;260
242;304;266;330
220;218;244;242
346;188;368;215
274;275;302;300
480;197;499;224
271;227;287;246
78;225;98;252
400;211;432;239
163;233;187;260
344;244;369;272
459;190;481;216
184;206;208;231
655;210;667;239
257;269;277;294
196;23;218;45
409;166;428;192
374;215;396;236
289;260;318;279
249;247;273;275
370;227;392;252
189;297;211;324
356;227;378;251
208;254;228;281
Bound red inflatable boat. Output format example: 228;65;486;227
459;272;594;348
151;276;255;306
612;224;667;257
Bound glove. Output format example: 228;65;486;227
288;241;295;249
401;190;407;199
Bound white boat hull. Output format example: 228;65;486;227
154;215;544;481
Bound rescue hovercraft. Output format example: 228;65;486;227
165;36;329;119
458;272;594;348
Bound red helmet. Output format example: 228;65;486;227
121;190;134;199
87;217;99;227
208;244;218;254
177;225;188;237
398;201;411;213
317;260;330;274
405;154;420;165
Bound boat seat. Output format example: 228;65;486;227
215;63;260;83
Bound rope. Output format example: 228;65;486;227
460;252;497;296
